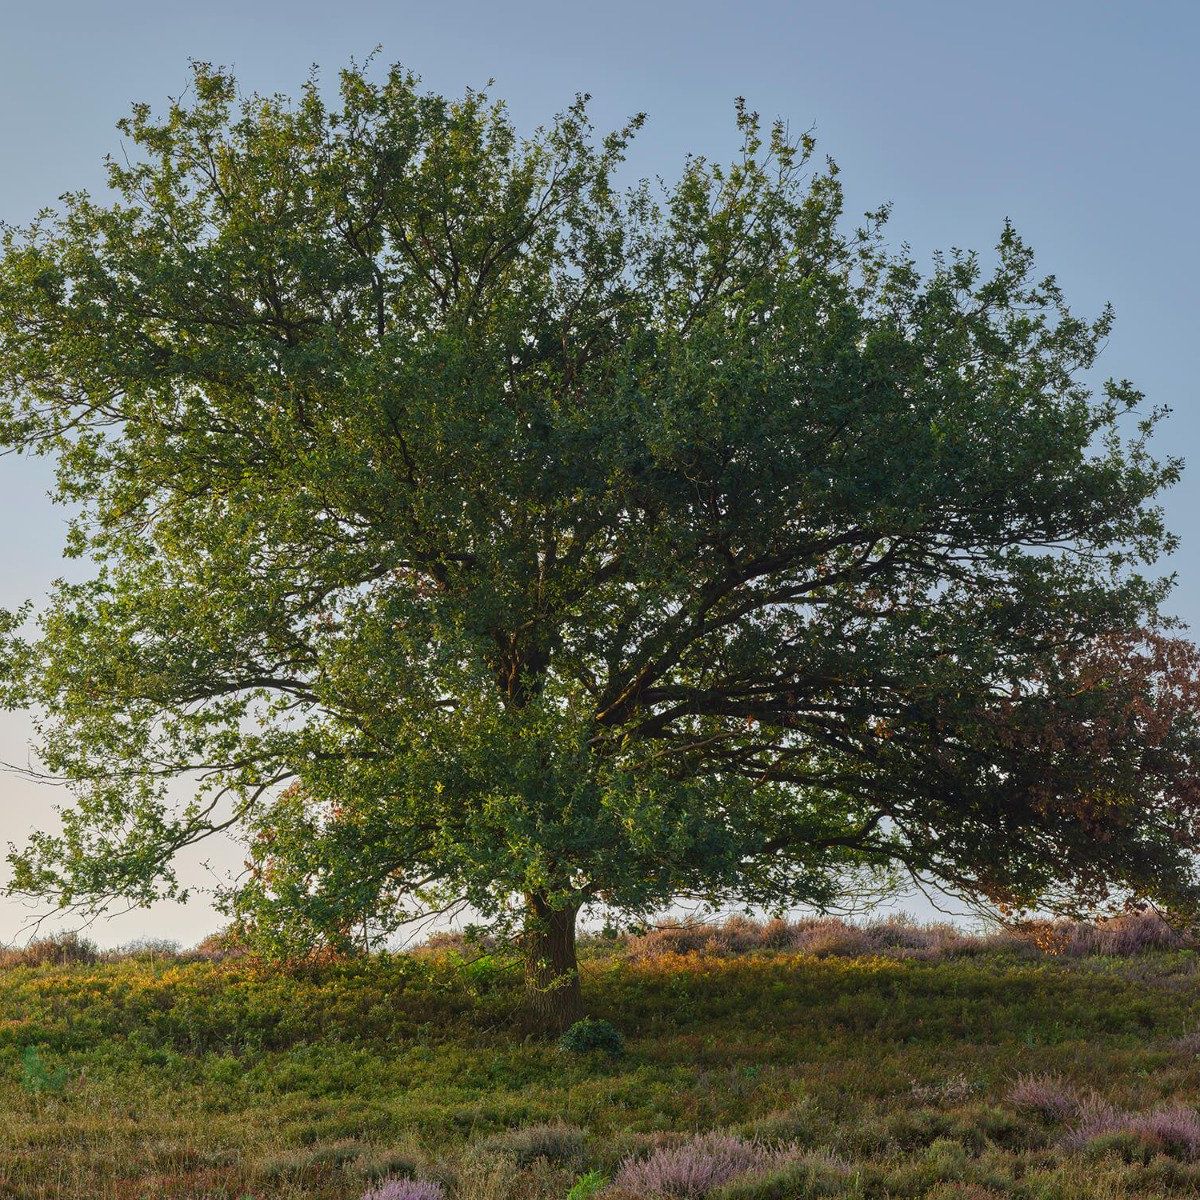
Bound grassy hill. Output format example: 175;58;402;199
3;915;1200;1199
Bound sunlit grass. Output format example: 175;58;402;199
3;930;1200;1196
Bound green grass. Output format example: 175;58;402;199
4;943;1200;1197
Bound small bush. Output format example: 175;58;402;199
109;937;181;962
188;925;251;961
1064;1102;1200;1160
477;1122;586;1167
361;1178;445;1200
612;1133;789;1198
253;1149;313;1181
1014;910;1191;957
1172;1030;1200;1055
305;1138;364;1167
418;928;499;955
1007;1074;1083;1122
739;1102;818;1147
558;1018;625;1057
19;1045;68;1096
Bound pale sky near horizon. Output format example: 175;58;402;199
0;0;1196;945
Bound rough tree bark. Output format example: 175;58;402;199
524;892;583;1034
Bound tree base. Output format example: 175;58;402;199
523;895;583;1035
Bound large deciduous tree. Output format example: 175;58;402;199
1;62;1198;1030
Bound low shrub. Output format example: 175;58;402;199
362;1180;445;1200
557;1018;625;1057
1006;1074;1083;1121
347;1148;422;1182
19;1045;68;1096
252;1149;314;1181
417;928;500;955
477;1122;586;1167
304;1137;363;1167
188;925;252;961
910;1073;976;1106
612;1133;790;1198
1171;1030;1200;1054
1064;1101;1200;1160
109;937;182;962
738;1102;818;1147
1014;910;1190;958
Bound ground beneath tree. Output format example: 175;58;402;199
3;920;1200;1198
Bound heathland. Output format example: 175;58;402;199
4;914;1200;1199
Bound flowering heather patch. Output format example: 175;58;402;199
622;914;1012;961
362;1177;445;1200
617;910;1191;963
1006;1074;1084;1121
1019;910;1189;957
1063;1101;1200;1159
788;919;874;958
611;1133;789;1197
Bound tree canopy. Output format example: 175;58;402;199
0;61;1197;1028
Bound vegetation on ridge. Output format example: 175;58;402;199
1;916;1200;1197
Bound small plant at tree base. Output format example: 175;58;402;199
566;1170;607;1199
19;1045;67;1096
558;1018;625;1058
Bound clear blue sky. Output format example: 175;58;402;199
0;0;1196;943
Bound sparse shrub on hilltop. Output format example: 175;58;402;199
0;931;100;968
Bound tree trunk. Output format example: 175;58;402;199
524;893;583;1035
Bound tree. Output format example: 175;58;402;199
0;61;1197;1031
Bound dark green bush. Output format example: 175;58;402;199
557;1018;624;1058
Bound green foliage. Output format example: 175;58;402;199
19;1044;67;1096
556;1017;625;1058
0;58;1195;974
565;1169;607;1199
710;1155;848;1198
